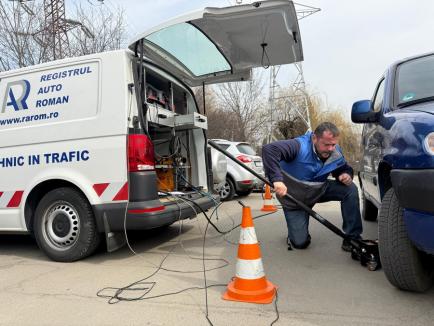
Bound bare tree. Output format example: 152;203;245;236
0;1;127;72
194;86;237;140
0;1;47;70
270;88;309;140
69;3;126;56
307;93;362;170
215;71;268;146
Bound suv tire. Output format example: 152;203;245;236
33;187;101;262
220;178;235;201
362;192;378;221
379;188;433;292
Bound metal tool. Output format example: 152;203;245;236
208;140;381;271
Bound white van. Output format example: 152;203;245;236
0;0;302;261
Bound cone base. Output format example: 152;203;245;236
222;279;277;304
261;205;278;212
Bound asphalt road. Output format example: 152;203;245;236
1;193;434;326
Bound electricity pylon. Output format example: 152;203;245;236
12;0;93;60
267;2;320;142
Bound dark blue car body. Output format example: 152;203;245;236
352;52;434;292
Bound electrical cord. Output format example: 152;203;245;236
174;195;281;326
106;90;279;322
99;191;280;324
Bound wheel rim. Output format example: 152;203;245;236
219;181;231;199
42;201;80;250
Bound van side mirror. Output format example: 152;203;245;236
351;100;379;123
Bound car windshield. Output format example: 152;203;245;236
237;143;256;155
396;55;434;107
145;23;231;77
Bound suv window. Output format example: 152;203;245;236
372;78;385;112
217;144;230;151
395;55;434;106
236;143;256;155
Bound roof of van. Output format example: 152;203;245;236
0;49;129;77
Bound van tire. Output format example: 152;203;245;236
33;187;101;262
378;188;433;292
219;178;235;201
362;192;378;221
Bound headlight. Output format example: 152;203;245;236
424;132;434;155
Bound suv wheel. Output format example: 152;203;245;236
219;178;235;201
33;187;101;262
362;192;378;221
379;188;433;292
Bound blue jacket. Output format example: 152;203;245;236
280;132;347;182
262;132;353;209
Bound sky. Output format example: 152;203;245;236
95;0;434;118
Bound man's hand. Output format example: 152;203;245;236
273;181;287;197
338;173;352;186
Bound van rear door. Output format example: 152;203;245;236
128;0;303;87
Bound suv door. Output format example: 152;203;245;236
360;77;386;205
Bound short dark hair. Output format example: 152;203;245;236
314;122;340;138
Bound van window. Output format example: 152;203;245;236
396;55;434;106
145;23;231;77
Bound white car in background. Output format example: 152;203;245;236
211;139;265;201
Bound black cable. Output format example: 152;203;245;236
203;200;213;326
178;195;281;326
100;184;279;323
270;289;280;325
261;43;271;69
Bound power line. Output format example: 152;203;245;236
11;0;96;60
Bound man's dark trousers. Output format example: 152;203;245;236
283;180;363;247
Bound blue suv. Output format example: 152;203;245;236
352;53;434;292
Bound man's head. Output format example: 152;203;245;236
312;122;340;160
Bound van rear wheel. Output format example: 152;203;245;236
33;187;101;262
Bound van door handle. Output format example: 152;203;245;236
158;114;167;119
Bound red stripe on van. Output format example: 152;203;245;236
7;191;24;208
128;206;165;214
93;183;109;196
112;182;128;201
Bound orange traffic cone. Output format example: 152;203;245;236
222;206;277;304
261;184;278;212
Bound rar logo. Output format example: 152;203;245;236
1;80;31;113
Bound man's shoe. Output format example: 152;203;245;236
287;238;293;251
341;239;352;252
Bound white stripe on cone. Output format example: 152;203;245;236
263;199;274;205
99;182;125;202
239;227;258;245
0;191;14;208
235;258;265;280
